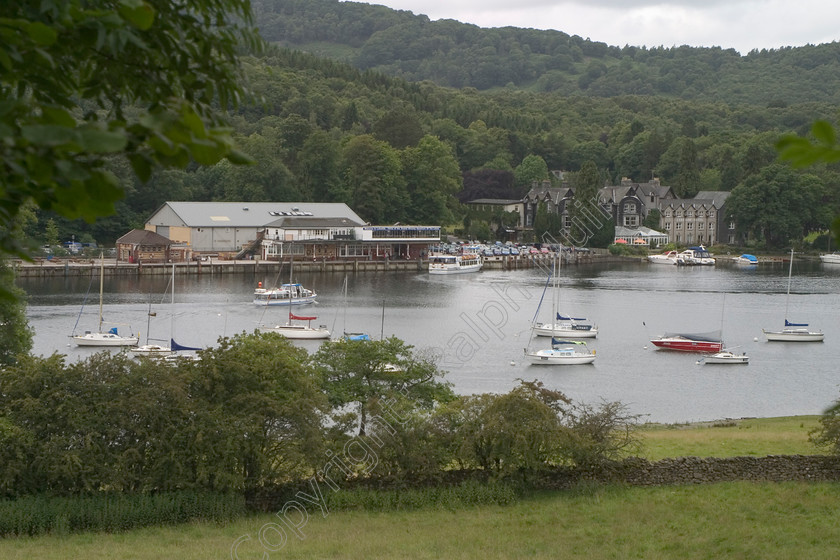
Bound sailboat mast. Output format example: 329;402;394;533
784;248;794;319
98;252;104;332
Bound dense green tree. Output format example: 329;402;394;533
401;136;462;224
341;135;407;223
373;108;425;149
513;155;550;190
314;337;453;437
725;164;820;247
0;0;261;262
300;130;343;202
0;262;32;365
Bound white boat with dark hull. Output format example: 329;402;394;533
763;249;824;342
526;339;596;365
428;253;482;274
71;254;139;347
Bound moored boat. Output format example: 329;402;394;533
71;254;139;347
820;252;840;264
253;282;317;305
526;339;596;365
702;351;749;364
733;254;758;266
647;250;678;265
534;314;598;338
260;312;331;339
650;331;723;353
428;253;483;274
763;249;824;342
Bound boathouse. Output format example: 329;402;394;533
116;229;178;263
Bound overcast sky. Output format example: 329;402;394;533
359;0;839;55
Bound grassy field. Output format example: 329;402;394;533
638;415;825;460
3;416;836;560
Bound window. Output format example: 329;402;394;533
664;210;672;218
676;222;682;229
686;210;694;218
623;202;636;213
623;215;639;227
710;210;716;218
687;222;693;230
698;222;704;230
729;221;735;230
664;222;671;230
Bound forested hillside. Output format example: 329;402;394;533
252;0;840;106
32;2;840;250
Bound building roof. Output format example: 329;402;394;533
116;229;173;246
467;198;523;205
615;225;668;238
265;216;365;228
694;191;731;208
150;201;366;228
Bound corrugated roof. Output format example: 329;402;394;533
265;216;365;228
154;202;366;228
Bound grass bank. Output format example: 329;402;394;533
1;416;833;558
4;482;840;559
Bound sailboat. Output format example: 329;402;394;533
131;264;202;357
71;253;139;347
334;275;370;341
700;294;749;364
259;252;330;339
762;249;824;342
525;254;596;365
533;251;598;338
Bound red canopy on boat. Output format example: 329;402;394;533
290;313;317;321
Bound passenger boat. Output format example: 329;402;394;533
253;282;317;305
526;339;596;365
676;246;715;266
428;253;483;274
763;249;824;342
647;250;678;265
650;332;723;353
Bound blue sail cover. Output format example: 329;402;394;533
557;314;587;321
109;327;119;335
784;319;809;327
662;330;722;342
170;338;201;351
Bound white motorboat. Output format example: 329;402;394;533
647;250;678;265
702;351;749;364
732;254;758;266
71;254;139;347
677;246;715;266
763;249;824;342
131;344;175;357
428;253;482;274
526;339;596;365
820;252;840;264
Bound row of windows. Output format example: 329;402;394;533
663;222;715;231
663;210;716;218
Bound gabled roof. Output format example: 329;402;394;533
694;191;731;208
116;229;173;246
149;202;366;228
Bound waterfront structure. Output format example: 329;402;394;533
143;201;440;260
116;229;177;263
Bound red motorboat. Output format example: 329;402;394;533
650;332;723;353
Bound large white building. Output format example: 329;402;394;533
144;202;440;259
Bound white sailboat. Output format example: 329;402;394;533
71;254;139;347
525;254;596;365
533;251;598;338
762;249;824;342
132;264;202;357
701;294;749;365
259;252;330;339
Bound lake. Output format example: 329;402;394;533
18;257;840;423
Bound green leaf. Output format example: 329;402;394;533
41;106;76;128
76;127;128;153
128;153;153;182
25;22;58;46
811;121;836;146
21;124;76;147
226;149;255;165
118;0;155;31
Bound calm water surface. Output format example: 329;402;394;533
19;259;840;423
